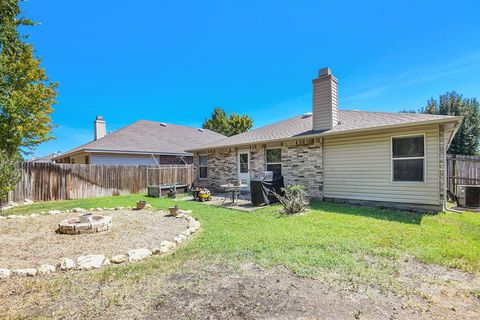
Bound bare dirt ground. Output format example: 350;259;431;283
0;210;187;268
147;261;480;320
0;258;478;319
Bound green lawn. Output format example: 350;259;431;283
3;194;480;289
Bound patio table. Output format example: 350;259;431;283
220;184;248;204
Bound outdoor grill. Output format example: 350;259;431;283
250;171;284;206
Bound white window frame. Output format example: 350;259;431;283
198;154;208;179
265;147;282;174
391;133;426;184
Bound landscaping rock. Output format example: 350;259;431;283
72;208;86;213
13;268;37;277
38;264;56;274
160;240;176;250
30;213;39;218
0;269;11;279
24;199;34;204
48;210;62;215
7;215;18;219
103;258;111;266
76;255;105;270
127;248;152;262
59;258;76;270
96;207;103;211
174;234;187;244
110;254;127;264
115;207;125;211
145;204;153;209
152;246;171;255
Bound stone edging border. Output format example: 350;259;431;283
0;209;201;280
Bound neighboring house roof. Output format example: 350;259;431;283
29;154;56;163
55;120;225;159
188;110;462;151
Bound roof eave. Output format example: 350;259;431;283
187;117;463;152
53;149;193;160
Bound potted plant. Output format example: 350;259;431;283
169;204;179;216
136;200;147;210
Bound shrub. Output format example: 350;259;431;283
274;184;309;214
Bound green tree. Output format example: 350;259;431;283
202;107;230;136
0;150;21;208
421;91;480;155
227;113;253;136
203;107;253;136
0;0;58;156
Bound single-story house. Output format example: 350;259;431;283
54;116;225;165
187;68;462;212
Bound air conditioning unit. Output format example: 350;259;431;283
457;185;480;208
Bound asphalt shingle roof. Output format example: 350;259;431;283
59;120;225;157
189;110;460;150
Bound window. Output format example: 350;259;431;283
199;155;208;178
266;148;282;175
392;135;425;182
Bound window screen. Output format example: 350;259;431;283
392;136;425;182
266;149;282;175
199;155;208;178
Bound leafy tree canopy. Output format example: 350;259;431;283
0;0;58;156
202;107;253;136
422;91;480;156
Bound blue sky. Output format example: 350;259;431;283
22;0;480;158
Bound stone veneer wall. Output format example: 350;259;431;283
194;139;324;198
194;149;237;191
281;139;323;198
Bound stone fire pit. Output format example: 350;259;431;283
58;214;112;235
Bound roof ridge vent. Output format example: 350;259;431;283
302;112;313;118
159;122;167;127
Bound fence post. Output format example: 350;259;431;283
451;154;456;194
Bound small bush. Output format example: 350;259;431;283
274;184;309;214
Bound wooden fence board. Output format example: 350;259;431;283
8;162;194;203
447;154;480;193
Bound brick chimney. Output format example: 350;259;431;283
312;67;338;131
94;115;106;140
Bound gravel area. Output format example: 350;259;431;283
0;210;188;269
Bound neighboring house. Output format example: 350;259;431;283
29;153;61;163
188;68;462;212
54;116;225;165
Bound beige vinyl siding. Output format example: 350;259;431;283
70;153;88;164
323;125;440;205
312;76;338;130
90;153;158;165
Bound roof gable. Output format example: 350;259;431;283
59;120;225;157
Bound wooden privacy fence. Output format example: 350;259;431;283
9;162;194;203
447;154;480;193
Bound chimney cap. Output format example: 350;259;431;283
95;115;104;121
318;67;331;77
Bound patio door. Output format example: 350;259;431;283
237;151;250;191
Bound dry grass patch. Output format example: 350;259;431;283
0;210;188;269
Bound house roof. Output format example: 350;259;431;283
188;110;462;151
55;120;225;158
